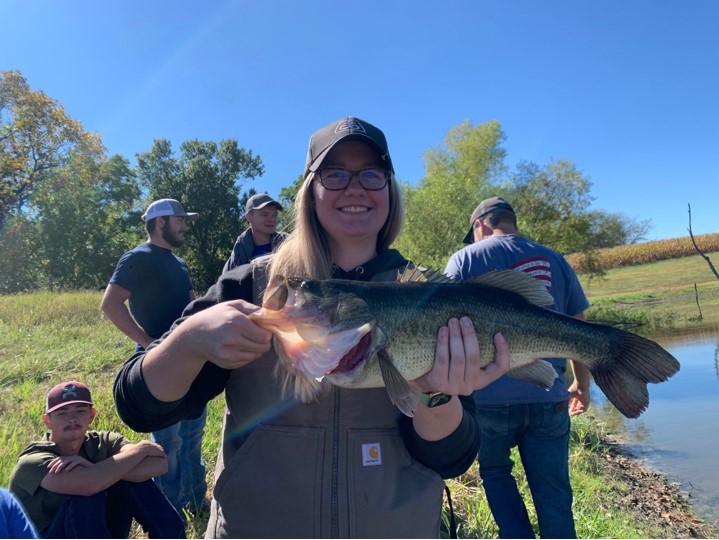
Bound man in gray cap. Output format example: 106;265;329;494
445;196;592;539
101;198;208;519
222;193;288;272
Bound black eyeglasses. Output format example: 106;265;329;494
316;167;389;191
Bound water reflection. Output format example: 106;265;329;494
587;327;719;524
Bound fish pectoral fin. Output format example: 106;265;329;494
377;349;419;417
506;360;558;389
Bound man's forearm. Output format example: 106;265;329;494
40;444;152;496
570;360;593;389
123;455;168;482
102;301;152;347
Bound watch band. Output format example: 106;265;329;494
418;391;452;408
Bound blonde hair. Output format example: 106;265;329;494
269;171;404;281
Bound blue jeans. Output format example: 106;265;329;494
475;401;575;539
42;479;185;538
152;407;208;513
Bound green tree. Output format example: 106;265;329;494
586;210;651;248
506;159;594;253
395;119;649;272
137;139;264;292
30;154;141;290
0;70;103;231
277;173;304;232
0;217;39;293
507;160;649;253
395;120;507;267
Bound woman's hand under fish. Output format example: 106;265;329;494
412;317;510;396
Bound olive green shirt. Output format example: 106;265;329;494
8;431;128;533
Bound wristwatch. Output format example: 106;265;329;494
418;391;452;408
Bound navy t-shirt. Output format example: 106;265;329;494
251;243;272;259
110;242;193;339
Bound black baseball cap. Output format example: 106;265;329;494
246;193;282;213
463;197;515;244
304;117;394;178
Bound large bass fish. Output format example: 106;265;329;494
249;268;680;418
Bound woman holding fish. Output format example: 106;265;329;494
113;117;511;538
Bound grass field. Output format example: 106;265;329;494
580;251;719;333
1;251;718;537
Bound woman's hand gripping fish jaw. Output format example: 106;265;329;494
249;276;374;402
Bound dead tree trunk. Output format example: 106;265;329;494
688;203;719;280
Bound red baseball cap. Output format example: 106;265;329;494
45;381;94;414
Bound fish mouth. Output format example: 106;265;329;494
250;275;377;381
328;332;373;374
250;305;374;380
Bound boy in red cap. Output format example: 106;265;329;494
9;381;185;538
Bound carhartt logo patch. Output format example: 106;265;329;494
362;443;382;466
336;119;365;134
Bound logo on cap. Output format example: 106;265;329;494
336;119;366;134
62;385;79;399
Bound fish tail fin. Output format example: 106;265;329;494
592;331;680;418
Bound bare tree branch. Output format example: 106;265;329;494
688;203;719;280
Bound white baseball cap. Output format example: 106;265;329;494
141;199;199;222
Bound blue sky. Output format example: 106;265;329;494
2;0;718;241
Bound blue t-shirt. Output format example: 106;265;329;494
0;488;38;538
251;243;272;259
444;234;590;404
109;242;193;339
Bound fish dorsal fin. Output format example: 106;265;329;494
397;266;453;284
469;270;554;307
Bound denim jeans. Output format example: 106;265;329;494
152;406;208;513
475;401;575;539
42;479;185;538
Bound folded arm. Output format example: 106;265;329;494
40;441;167;496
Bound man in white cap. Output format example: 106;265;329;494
222;193;288;272
100;198;208;518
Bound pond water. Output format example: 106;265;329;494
588;327;719;524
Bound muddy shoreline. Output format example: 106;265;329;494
599;433;718;538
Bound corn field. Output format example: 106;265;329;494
566;233;719;273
